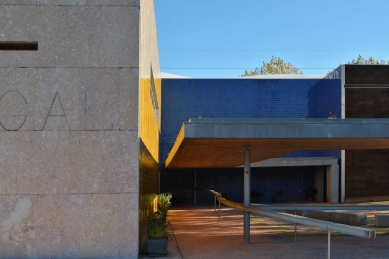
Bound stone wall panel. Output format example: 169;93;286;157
81;68;121;131
34;68;137;131
100;132;139;193
79;194;119;258
102;6;139;68
35;68;83;131
0;52;9;67
37;0;139;6
17;132;58;195
34;194;83;259
0;132;17;194
55;132;102;194
55;6;104;68
0;68;36;131
2;0;36;4
118;193;139;259
16;131;139;195
0;5;59;68
0;195;36;259
119;68;139;131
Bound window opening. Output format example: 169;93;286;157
150;67;159;124
0;42;38;51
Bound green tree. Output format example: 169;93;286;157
348;54;389;64
241;56;303;76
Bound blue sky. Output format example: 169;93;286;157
154;0;389;78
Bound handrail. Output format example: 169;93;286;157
199;189;376;239
253;205;389;211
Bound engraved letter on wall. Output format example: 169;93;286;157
0;90;28;131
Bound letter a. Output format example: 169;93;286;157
42;92;71;131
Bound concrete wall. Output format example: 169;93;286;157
0;1;145;258
344;65;389;198
345;87;389;197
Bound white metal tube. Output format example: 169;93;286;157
244;148;251;244
328;230;331;259
294;210;297;242
217;197;376;239
205;190;376;240
244;148;251;207
253;205;389;211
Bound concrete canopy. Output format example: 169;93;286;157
165;118;389;169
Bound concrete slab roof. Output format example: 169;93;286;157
161;72;190;78
233;74;325;79
161;72;325;79
165;118;389;169
238;157;338;168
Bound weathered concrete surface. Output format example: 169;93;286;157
308;210;367;226
307;210;331;221
331;212;367;226
0;2;142;258
375;214;389;227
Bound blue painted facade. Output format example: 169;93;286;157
160;76;342;203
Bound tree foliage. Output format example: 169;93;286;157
241;56;303;76
348;54;389;65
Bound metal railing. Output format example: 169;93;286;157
195;188;384;259
253;204;389;211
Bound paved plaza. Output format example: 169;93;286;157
142;202;389;259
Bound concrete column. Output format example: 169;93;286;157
314;167;324;202
327;165;339;203
341;65;346;203
341;150;345;202
244;148;251;243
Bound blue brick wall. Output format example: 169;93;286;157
324;66;342;80
160;78;323;169
160;77;342;202
320;79;342;119
320;76;342;160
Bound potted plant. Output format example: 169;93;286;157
147;212;169;257
250;190;263;203
157;193;172;219
307;187;318;202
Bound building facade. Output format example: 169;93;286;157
1;1;389;257
160;66;389;204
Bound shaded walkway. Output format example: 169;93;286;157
143;203;389;259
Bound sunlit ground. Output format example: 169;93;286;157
153;202;389;259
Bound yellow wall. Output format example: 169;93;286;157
138;0;161;250
139;77;161;158
139;0;161;162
